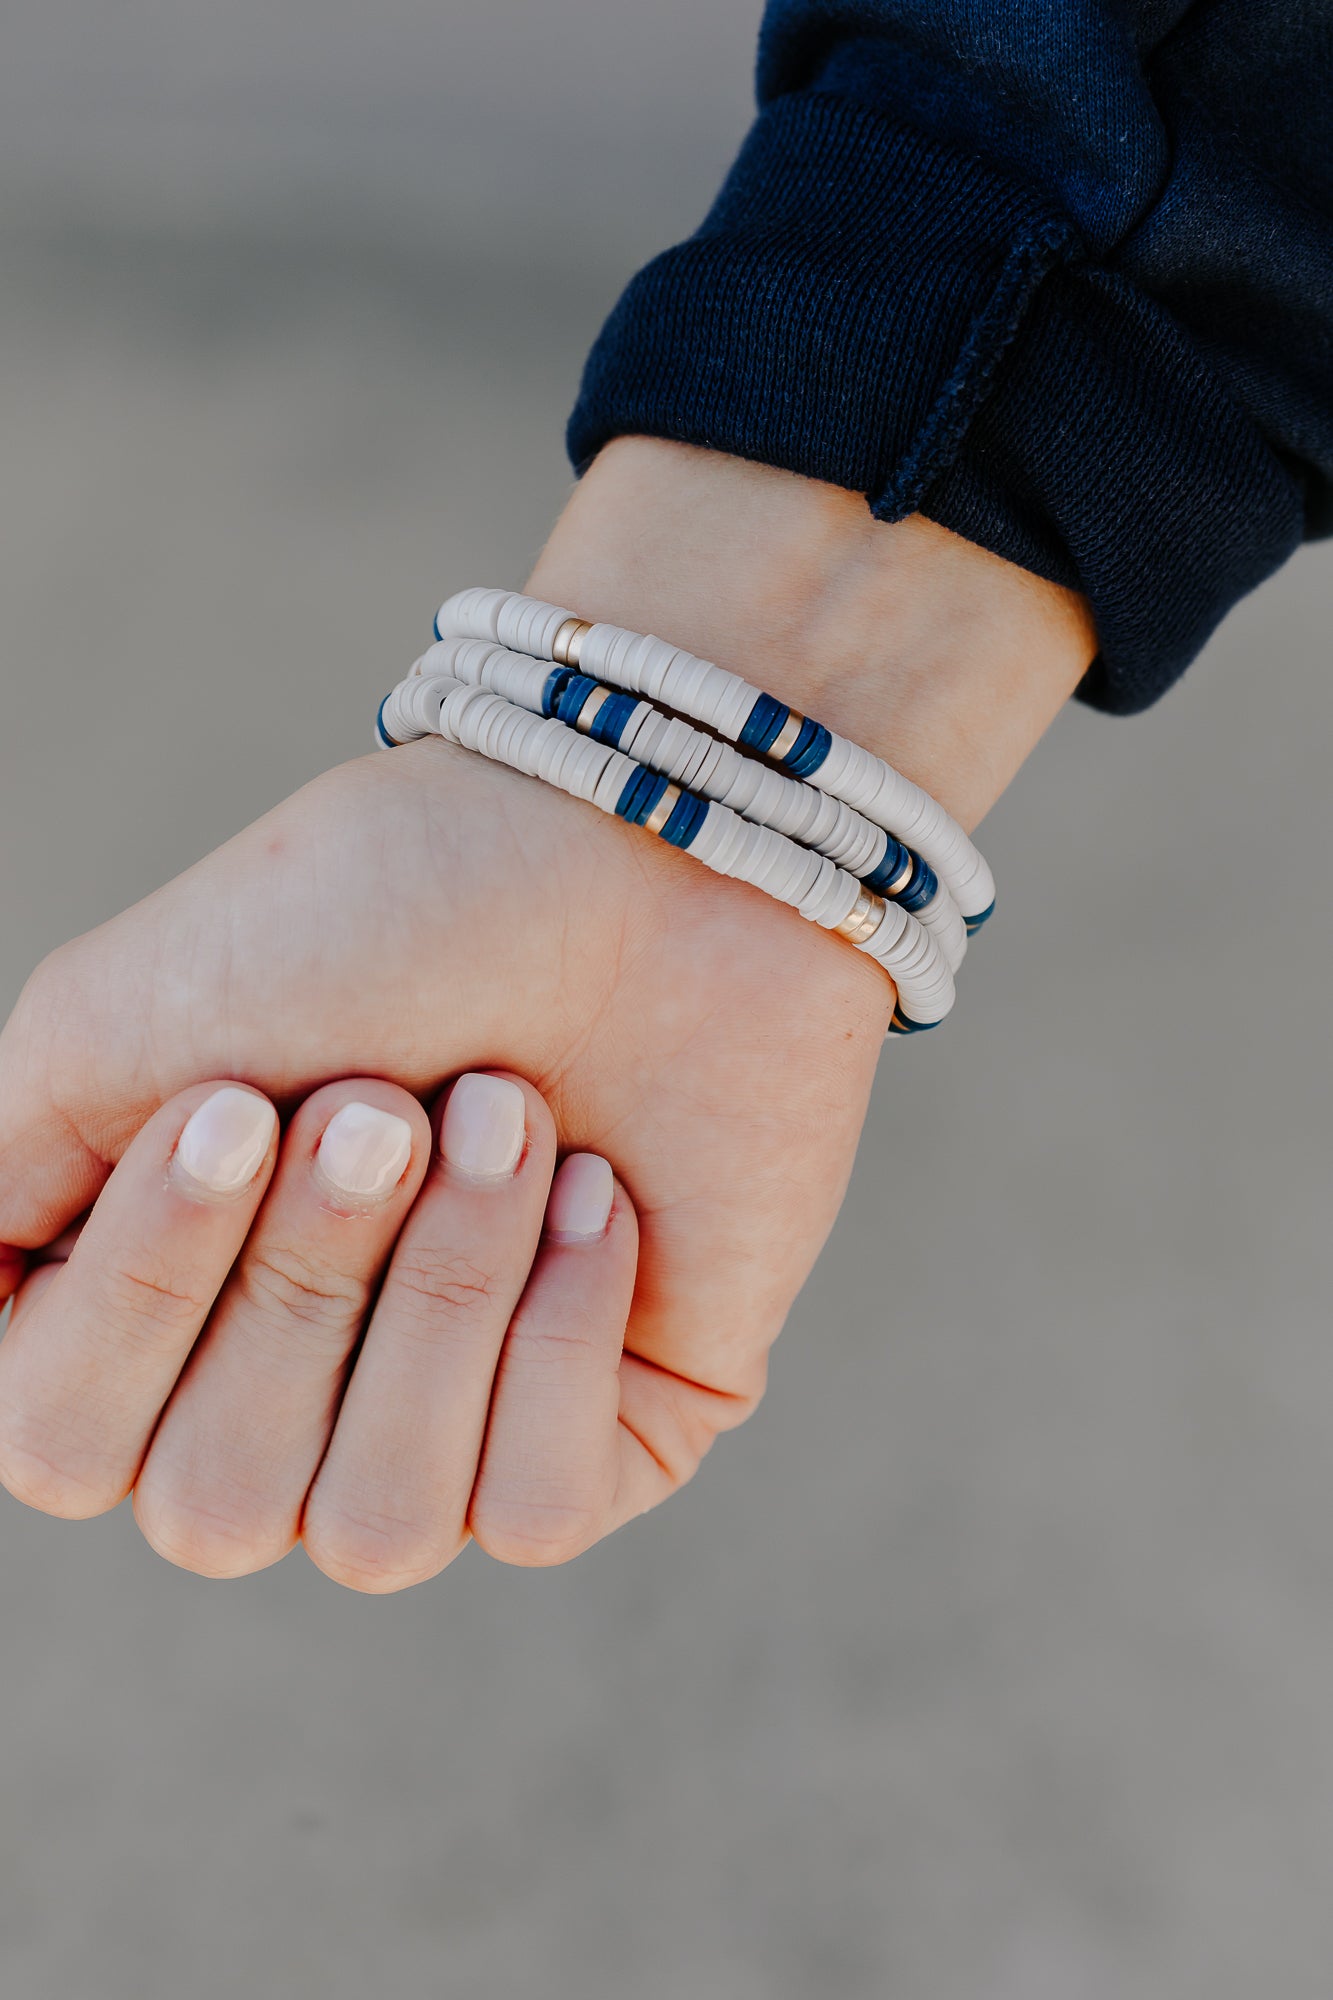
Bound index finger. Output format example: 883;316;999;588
0;1083;278;1519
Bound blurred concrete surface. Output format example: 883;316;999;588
3;6;1333;1997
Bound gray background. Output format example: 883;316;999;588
2;5;1332;1996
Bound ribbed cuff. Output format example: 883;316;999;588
567;91;1306;714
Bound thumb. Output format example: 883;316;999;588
0;1244;28;1308
0;965;114;1268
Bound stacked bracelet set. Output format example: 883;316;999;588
375;588;995;1036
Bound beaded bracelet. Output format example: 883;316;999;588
378;670;955;1031
413;634;968;974
434;588;996;936
375;590;996;1036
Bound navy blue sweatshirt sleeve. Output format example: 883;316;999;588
567;4;1333;714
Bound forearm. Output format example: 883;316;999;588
527;436;1097;833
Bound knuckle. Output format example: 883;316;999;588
13;946;69;1032
388;1247;498;1334
10;946;89;1091
470;1487;601;1569
103;1259;212;1347
680;1363;768;1456
133;1468;282;1579
237;1241;366;1345
0;1412;120;1519
506;1298;602;1369
679;1388;751;1465
303;1496;451;1595
643;1387;758;1491
726;1357;770;1427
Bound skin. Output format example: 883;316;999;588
0;439;1097;1588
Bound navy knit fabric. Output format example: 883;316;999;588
568;4;1333;714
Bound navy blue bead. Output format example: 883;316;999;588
738;691;790;754
887;1010;940;1036
864;841;937;912
964;897;997;935
375;696;398;748
614;767;653;821
587;691;640;747
895;857;939;915
542;667;574;716
864;838;911;897
615;767;670;826
783;718;832;777
659;790;709;849
554;675;601;727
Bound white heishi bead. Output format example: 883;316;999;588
618;703;658;759
593;756;629;813
384;673;451;741
912;887;968;969
435;588;508;643
432;588;993;923
687;738;730;793
446;636;551;715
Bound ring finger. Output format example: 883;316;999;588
302;1071;558;1594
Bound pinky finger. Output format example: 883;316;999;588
468;1155;637;1569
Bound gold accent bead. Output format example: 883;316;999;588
551;618;592;668
574;685;611;734
643;783;682;838
766;709;805;762
884;854;914;898
834;888;886;946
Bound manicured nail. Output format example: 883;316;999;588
441;1074;526;1184
174;1088;277;1197
545;1153;614;1243
315;1102;414;1203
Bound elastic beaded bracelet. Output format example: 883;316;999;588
377;671;956;1032
434;587;996;934
413;635;968;974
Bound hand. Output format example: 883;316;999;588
0;440;1096;1586
0;732;875;1583
0;1070;636;1585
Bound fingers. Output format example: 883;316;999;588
132;1081;431;1578
468;1154;638;1567
0;1084;279;1518
0;1054;656;1587
302;1072;558;1593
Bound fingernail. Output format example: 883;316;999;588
441;1074;526;1184
174;1088;277;1197
315;1102;414;1203
545;1153;614;1243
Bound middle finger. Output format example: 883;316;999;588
134;1080;430;1577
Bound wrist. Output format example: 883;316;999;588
526;436;1096;831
